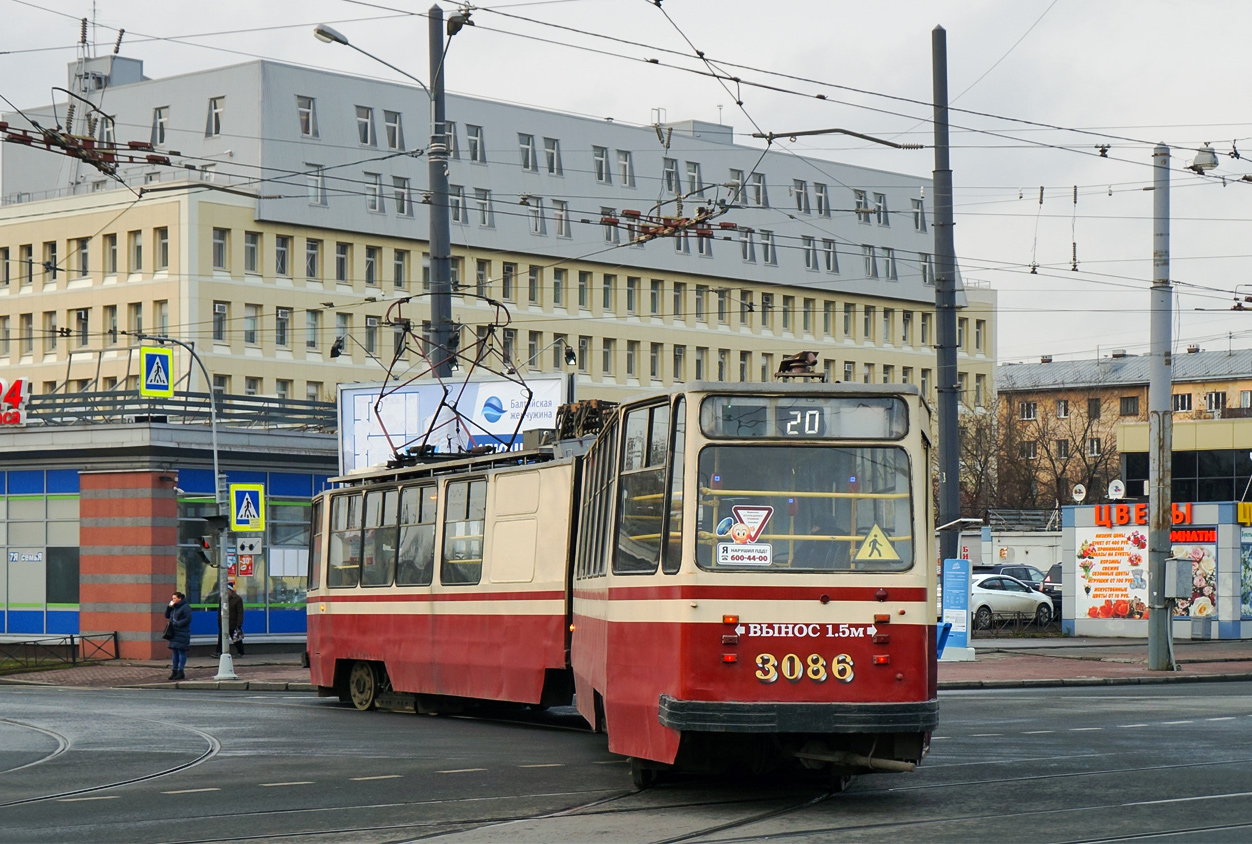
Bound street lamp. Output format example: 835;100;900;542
315;6;470;379
522;337;577;403
130;331;237;681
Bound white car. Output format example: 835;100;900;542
971;574;1053;628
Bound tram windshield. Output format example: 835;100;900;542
695;445;913;572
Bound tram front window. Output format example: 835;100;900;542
696;445;913;572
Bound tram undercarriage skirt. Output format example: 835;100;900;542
657;695;939;734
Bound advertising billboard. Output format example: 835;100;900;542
337;376;566;474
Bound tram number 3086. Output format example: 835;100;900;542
755;652;854;684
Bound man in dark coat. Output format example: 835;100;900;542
214;580;245;657
164;591;192;680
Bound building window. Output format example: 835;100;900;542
1172;393;1192;412
854;189;870;223
528;266;542;304
602;274;615;311
467;124;485;162
155;227;169;271
761;231;776;265
366;173;383;212
276;307;290;347
793;179;810;214
364;316;379;354
695;348;707;380
1056;399;1069;417
306;239;321;279
552;268;565;306
686;161;702;196
100;234;116;275
245;377;260;396
1088;397;1102;418
384;110;403;149
578;336;590;372
518;133;536;170
761;293;774;329
863;305;876;341
578;271;589;309
1120;395;1140;416
920;253;934;285
750;173;768;207
275;236;290;276
297;96;318;137
782;295;794;330
275;379;291;400
862;245;878;278
1088;437;1102;457
244;304;260;345
1056;439;1070;459
740;229;756;262
206;97;224;137
619;151;635;187
128;231;142;273
921;312;931;345
502;263;516;300
649;279;662;316
306;310;321;349
626;341;638;376
663;158;678;193
818;239;837;274
901;366;912;385
394;250;408;288
1019;401;1037;421
475;188;493;226
332;242;348;283
211;228;228;270
975;319;985;352
544;137;562;174
528;198;545;235
476;259;491;297
593;146;610;183
882;248;897;280
601;207;619;243
1205;391;1226;412
1020;441;1038;460
673;345;686;381
695;285;707;321
844;303;855;338
152;106;168;145
446;184;466;223
792;236;814;271
874;192;889;225
958;318;968;349
393;177;411;216
552;200;570;237
74;237;89;277
672;282;686;319
651;343;663;380
626;277;638;313
815;183;829;217
212;302;227;341
912;197;927;232
356;106;375;146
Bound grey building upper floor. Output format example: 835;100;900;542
2;54;964;307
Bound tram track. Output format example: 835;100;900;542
0;717;70;775
0;720;221;808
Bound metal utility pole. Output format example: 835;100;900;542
1148;143;1175;671
932;26;960;563
427;4;454;378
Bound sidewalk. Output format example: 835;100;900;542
4;638;1252;692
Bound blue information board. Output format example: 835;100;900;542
942;558;971;650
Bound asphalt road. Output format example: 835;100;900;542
3;682;1252;843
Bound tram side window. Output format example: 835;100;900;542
615;404;669;574
587;417;618;578
308;499;323;589
575;449;598;579
662;398;685;575
327;493;363;588
361;488;398;586
441;479;486;585
397;485;437;586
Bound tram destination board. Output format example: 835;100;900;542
700;395;908;440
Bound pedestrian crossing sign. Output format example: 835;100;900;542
139;347;174;398
229;483;266;532
854;524;900;562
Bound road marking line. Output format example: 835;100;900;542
1022;730;1054;735
350;775;402;781
520;763;565;768
1070;727;1101;731
593;760;628;764
1117;724;1148;728
437;768;487;774
1162;720;1194;725
162;788;221;794
260;781;315;787
929;736;951;740
58;796;119;802
969;733;1001;737
1207;716;1236;721
1123;790;1252;807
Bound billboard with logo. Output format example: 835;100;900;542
337;376;566;474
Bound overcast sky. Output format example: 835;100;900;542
5;0;1252;365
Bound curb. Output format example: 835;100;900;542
170;680;316;691
939;671;1252;690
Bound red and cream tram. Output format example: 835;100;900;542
307;382;937;786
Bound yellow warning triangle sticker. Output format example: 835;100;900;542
854;524;900;562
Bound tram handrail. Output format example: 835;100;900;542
699;488;909;500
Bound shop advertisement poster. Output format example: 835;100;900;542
1075;527;1149;620
1242;528;1252;620
1171;532;1216;619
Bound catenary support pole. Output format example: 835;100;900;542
1148;143;1175;671
427;5;454;378
932;26;960;563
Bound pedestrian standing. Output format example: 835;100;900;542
215;580;246;657
164;591;191;680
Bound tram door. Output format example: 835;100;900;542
389;483;438;692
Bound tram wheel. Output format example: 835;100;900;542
974;605;993;630
629;758;659;790
348;661;379;711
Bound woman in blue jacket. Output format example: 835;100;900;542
164;591;192;680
